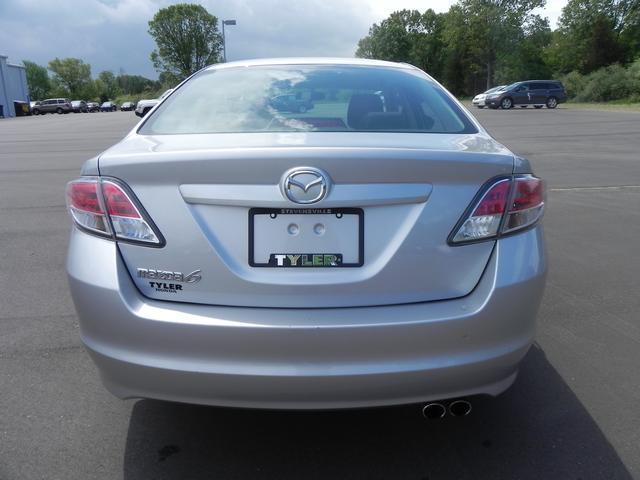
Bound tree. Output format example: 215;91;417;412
582;15;625;72
158;71;182;89
356;9;446;80
551;0;639;73
78;80;101;102
441;5;477;95
116;74;158;95
453;0;546;89
356;2;548;96
23;60;51;100
496;15;552;84
148;3;222;80
97;71;121;100
48;58;92;98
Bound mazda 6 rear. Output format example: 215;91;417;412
66;58;546;410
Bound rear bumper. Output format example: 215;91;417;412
67;226;546;409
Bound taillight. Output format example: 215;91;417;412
66;179;110;236
66;178;163;246
502;176;544;234
450;175;545;244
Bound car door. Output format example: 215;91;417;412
511;84;530;105
529;83;547;105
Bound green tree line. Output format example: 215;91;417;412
23;57;169;103
356;0;640;100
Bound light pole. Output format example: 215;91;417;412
222;19;236;63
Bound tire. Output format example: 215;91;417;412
32;109;40;115
546;96;558;109
56;107;63;114
500;97;513;109
534;105;543;109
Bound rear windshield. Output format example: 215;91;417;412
140;65;477;135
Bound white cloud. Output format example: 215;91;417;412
368;0;566;26
95;0;159;24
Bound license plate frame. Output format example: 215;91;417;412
248;207;364;267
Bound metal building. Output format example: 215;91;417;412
0;54;30;118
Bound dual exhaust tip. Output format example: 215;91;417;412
422;399;471;419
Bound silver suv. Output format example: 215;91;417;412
66;58;546;413
32;98;72;115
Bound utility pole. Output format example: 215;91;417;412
222;19;237;63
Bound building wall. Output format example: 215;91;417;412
0;54;30;117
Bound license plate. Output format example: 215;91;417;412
249;208;364;267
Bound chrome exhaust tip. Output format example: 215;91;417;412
422;403;446;420
449;399;472;417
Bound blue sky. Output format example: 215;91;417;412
0;0;567;79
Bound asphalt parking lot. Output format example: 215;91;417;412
1;107;639;480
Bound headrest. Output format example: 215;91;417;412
347;94;383;130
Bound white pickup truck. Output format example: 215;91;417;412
134;88;173;117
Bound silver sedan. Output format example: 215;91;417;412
472;85;506;108
66;58;546;414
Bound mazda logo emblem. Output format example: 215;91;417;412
281;167;330;204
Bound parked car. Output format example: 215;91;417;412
32;98;72;115
100;101;117;112
120;101;135;111
485;80;567;109
135;89;174;117
472;85;506;108
71;100;88;113
65;58;546;413
86;102;100;112
269;93;313;113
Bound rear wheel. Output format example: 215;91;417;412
32;109;40;115
546;96;558;109
56;107;63;114
500;97;513;109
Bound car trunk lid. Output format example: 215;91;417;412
99;131;513;308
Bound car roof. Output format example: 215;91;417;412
205;57;419;72
518;80;561;83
